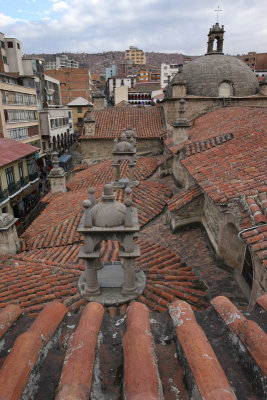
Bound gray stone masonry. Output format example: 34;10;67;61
48;152;67;194
77;184;146;305
0;211;20;254
171;99;191;145
112;129;139;188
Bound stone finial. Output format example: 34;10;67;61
102;184;115;202
83;106;96;136
83;199;92;228
125;196;133;227
172;98;191;145
88;187;96;207
178;98;186;119
125;187;132;200
0;213;20;254
48;151;67;194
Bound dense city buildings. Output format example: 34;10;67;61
45;54;79;70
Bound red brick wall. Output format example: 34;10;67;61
45;68;91;104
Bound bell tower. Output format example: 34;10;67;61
206;23;225;55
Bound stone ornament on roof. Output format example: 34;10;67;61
172;99;191;145
0;211;20;254
48;152;67;194
112;129;139;188
77;184;146;305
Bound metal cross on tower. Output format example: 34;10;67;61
214;5;223;23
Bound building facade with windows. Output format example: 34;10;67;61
45;55;79;70
0;73;42;149
0;138;39;219
107;76;136;103
67;97;91;134
39;106;74;153
125;46;146;65
160;63;180;88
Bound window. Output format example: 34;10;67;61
5;166;14;186
0;41;5;49
78;118;83;124
77;106;82;113
7;41;13;48
17;42;20;49
68;111;71;118
3;56;7;64
27;157;37;177
50;119;55;129
7;127;28;140
18;162;24;179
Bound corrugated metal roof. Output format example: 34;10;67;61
0;138;39;167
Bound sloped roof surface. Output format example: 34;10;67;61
0;138;38;167
83;106;166;138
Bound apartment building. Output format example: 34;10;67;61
160;63;180;88
39;107;74;152
0;73;41;150
45;55;79;70
125;46;146;65
0;138;39;219
45;68;92;105
107;76;136;103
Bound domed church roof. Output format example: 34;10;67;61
182;54;259;97
167;23;259;98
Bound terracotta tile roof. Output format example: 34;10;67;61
22;181;171;251
181;108;267;205
211;296;267;377
165;133;234;155
0;296;266;399
188;106;267;143
167;185;202;212
0;138;39;167
137;240;208;311
67;156;161;191
82;106;166;138
0;236;207;314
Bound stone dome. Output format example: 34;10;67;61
90;184;126;227
172;54;259;97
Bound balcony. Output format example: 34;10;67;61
20;176;30;187
29;171;39;182
8;181;21;196
0;189;9;203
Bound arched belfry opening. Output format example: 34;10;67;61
206;23;225;55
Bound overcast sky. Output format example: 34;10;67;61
0;0;266;55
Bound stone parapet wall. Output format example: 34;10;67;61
79;138;163;161
163;96;267;126
172;155;195;188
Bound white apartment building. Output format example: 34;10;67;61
160;63;180;88
39;107;74;153
45;55;79;70
108;76;136;102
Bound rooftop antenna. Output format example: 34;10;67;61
214;5;223;23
